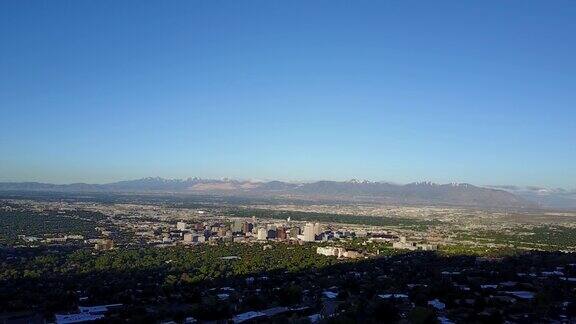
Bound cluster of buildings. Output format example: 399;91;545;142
17;234;85;244
137;218;360;247
316;246;363;259
94;238;114;251
7;198;444;256
5;200;447;253
392;236;438;251
55;304;123;324
5;200;576;323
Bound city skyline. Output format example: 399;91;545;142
3;2;576;323
1;1;575;188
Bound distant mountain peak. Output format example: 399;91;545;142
0;177;542;208
410;181;438;186
346;179;373;184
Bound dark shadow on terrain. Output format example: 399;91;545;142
1;247;576;323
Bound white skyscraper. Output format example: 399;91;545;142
314;222;322;235
232;220;243;233
302;223;316;242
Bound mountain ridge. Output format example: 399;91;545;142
0;177;536;208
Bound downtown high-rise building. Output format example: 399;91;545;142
314;222;322;235
242;222;253;234
289;227;300;239
231;220;243;233
277;227;287;240
257;227;267;240
302;223;316;242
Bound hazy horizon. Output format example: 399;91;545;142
1;175;574;192
1;1;575;188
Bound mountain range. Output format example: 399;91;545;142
0;177;553;209
486;185;576;210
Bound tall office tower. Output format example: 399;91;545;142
242;222;252;234
289;227;300;239
176;221;187;231
303;223;316;242
314;222;322;235
257;227;267;240
232;220;243;233
277;227;287;240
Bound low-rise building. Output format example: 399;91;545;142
94;239;114;251
317;246;362;259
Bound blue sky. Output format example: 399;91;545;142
1;1;575;187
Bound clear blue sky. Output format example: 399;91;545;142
1;1;575;188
